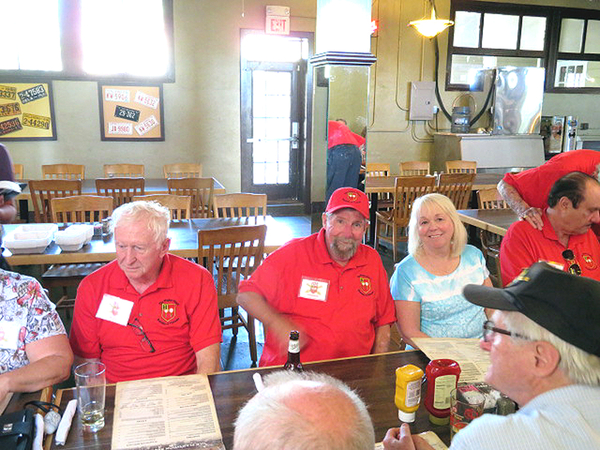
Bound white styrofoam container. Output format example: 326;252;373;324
4;224;58;254
55;224;94;252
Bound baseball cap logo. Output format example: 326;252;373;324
344;191;359;202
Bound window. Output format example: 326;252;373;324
447;1;600;93
0;0;174;82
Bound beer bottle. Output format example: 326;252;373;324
283;330;303;371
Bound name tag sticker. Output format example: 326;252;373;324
0;321;21;351
96;294;134;326
298;277;329;302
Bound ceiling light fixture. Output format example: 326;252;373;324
408;1;454;38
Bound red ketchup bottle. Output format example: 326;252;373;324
424;359;461;425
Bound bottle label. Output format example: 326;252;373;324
433;374;457;409
288;340;300;353
405;379;421;408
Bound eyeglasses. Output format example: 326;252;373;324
562;249;582;276
482;320;529;343
127;318;156;353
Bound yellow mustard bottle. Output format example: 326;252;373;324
395;364;425;422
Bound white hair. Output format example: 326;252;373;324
503;311;600;386
407;193;467;258
111;201;170;245
233;371;375;450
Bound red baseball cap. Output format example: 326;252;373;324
326;187;369;219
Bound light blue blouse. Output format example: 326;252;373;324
390;245;488;338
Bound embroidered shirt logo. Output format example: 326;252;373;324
582;253;597;270
358;275;373;295
159;300;179;324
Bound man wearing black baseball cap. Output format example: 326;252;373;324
383;262;600;450
237;187;395;367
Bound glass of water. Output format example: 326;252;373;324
74;361;106;432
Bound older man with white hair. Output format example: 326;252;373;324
234;371;375;450
383;262;600;450
70;201;221;382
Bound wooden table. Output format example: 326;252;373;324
364;173;505;245
457;208;518;237
2;216;307;266
15;178;226;222
44;350;448;450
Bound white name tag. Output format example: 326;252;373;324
298;277;329;302
0;321;21;351
95;294;134;326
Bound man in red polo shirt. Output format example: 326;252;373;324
237;187;396;367
498;149;600;231
500;172;600;285
326;120;365;203
69;201;221;382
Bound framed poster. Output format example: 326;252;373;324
0;82;57;140
99;84;164;141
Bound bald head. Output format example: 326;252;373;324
233;371;375;450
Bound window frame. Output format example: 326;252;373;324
447;0;600;93
0;0;175;84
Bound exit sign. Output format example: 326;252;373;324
266;5;290;35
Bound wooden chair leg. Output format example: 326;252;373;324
247;314;258;368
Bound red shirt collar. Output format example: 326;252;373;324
314;228;368;269
110;253;174;295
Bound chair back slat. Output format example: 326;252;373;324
29;179;83;223
167;177;214;218
132;194;192;219
51;195;114;223
399;161;430;176
213;193;267;218
42;164;85;180
392;176;436;225
103;164;145;178
95;177;145;208
437;172;476;210
163;163;202;178
365;163;390;177
445;160;477;174
477;188;508;210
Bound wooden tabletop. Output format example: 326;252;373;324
16;178;226;202
457;208;518;236
2;216;306;266
44;350;449;450
365;172;503;194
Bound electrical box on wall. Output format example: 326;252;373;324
409;81;435;120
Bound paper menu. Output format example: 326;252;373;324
412;338;491;383
111;374;225;450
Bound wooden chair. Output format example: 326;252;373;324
436;172;475;210
167;177;214;218
163;163;202;178
13;164;23;180
214;193;267;218
132;194;192;219
103;164;145;178
400;161;430;176
374;176;436;261
29;179;83;223
445;160;477;174
198;224;267;367
477;188;508;288
44;195;113;314
51;195;114;223
95;177;145;208
365;163;390;177
42;164;85;180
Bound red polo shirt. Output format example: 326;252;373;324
500;210;600;286
239;229;396;367
328;121;365;149
70;254;221;382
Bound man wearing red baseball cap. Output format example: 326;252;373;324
238;187;396;367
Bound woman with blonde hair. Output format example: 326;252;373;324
390;193;492;348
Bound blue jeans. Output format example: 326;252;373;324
326;144;362;203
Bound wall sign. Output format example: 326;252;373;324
0;81;57;140
99;84;164;141
266;5;290;35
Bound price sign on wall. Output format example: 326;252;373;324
266;5;290;35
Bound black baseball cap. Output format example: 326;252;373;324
463;262;600;357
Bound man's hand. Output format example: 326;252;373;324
382;424;436;450
519;206;543;230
